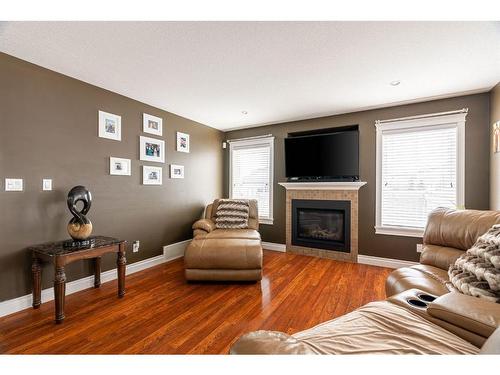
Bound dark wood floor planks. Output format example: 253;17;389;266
0;250;392;354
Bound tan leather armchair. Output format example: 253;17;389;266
184;199;263;281
385;208;500;297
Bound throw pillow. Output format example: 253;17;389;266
215;199;250;229
448;224;500;303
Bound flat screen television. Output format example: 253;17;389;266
285;128;359;181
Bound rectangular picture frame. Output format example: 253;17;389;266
170;164;185;179
98;110;121;141
140;135;165;163
142;165;162;185
143;113;163;136
176;131;190;153
109;157;131;176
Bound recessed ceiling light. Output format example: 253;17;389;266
390;80;401;86
241;111;248;115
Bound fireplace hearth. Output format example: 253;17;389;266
292;199;351;252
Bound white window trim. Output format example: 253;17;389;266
375;111;467;238
228;136;274;225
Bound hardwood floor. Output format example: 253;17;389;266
0;251;392;354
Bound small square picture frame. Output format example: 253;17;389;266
143;165;162;185
98;110;121;141
140;136;165;163
143;113;163;136
170;164;185;179
176;132;190;153
109;157;131;176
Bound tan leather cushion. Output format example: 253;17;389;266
428;292;500;338
480;327;500;354
420;244;464;270
184;238;262;270
231;301;479;354
192;219;216;233
423;208;500;250
386;264;451;297
197;229;261;241
185;268;262;281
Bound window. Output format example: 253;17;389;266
229;136;274;224
375;111;467;237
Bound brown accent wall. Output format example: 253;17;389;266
0;53;224;302
490;83;500;209
225;93;491;262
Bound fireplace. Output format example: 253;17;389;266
292;199;351;252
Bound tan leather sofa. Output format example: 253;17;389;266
184;199;263;281
230;208;500;354
386;208;500;297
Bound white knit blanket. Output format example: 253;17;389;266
448;224;500;303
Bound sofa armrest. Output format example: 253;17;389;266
419;245;463;270
229;331;315;354
427;292;500;338
192;218;216;233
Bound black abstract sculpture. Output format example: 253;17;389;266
66;185;93;244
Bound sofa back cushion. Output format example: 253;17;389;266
211;199;259;230
423;208;500;250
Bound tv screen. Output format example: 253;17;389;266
285;129;359;180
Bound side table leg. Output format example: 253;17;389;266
32;258;42;309
54;266;66;324
94;257;102;288
117;245;126;298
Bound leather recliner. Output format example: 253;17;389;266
386;208;500;297
230;208;500;354
184;199;263;281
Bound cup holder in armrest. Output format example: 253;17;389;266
406;298;428;308
416;293;436;303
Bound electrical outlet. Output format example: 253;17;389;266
416;244;423;253
42;179;52;191
133;240;140;253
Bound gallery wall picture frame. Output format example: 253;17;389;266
98;110;122;141
139;136;165;163
170;164;185;179
176;132;190;153
143;165;163;185
143;113;163;136
109;157;131;176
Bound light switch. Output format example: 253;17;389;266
42;179;52;191
5;178;23;191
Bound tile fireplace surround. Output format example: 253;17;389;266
279;182;367;262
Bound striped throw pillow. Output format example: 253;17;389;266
215;199;250;229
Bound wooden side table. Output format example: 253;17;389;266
29;236;127;324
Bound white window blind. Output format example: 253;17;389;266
229;136;274;224
375;111;466;237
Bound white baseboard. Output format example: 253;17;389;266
358;254;418;269
262;241;286;252
0;239;190;318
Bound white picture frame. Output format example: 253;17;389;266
176;132;190;153
142;166;162;185
98;110;121;141
139;136;165;163
109;157;131;176
170;164;185;179
143;113;163;136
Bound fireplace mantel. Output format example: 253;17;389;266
278;181;367;191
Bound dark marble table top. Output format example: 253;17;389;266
29;236;124;256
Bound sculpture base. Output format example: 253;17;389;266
63;238;96;249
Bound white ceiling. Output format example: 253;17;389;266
1;21;499;131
